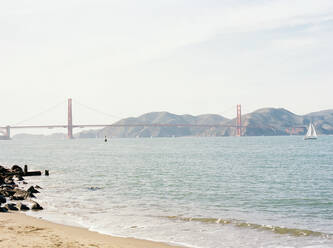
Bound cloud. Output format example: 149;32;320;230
271;37;317;50
1;0;332;65
0;0;333;122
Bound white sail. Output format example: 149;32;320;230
304;123;317;140
306;123;312;137
311;124;317;137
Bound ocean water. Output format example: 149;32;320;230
1;136;333;248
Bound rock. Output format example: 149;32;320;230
14;174;24;181
0;207;8;212
27;186;40;194
0;165;45;212
4;177;14;185
11;165;24;175
5;203;18;211
0;165;9;174
31;201;43;211
88;186;102;191
0;189;15;197
4;177;15;185
1;185;15;190
0;194;6;204
11;193;25;200
11;189;34;200
17;202;30;211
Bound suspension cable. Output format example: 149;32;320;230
13;100;66;126
73;100;122;121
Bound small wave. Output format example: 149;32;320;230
164;216;333;238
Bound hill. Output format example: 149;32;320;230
12;133;67;140
78;108;333;138
14;108;333;139
82;112;230;138
224;108;333;136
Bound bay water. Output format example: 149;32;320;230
0;136;332;248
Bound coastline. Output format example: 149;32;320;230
0;212;186;248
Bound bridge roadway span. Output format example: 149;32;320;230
0;123;307;140
4;124;241;129
1;124;307;131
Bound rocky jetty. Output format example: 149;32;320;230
0;164;44;212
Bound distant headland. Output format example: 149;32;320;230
11;108;333;139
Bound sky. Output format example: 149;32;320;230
1;0;333;133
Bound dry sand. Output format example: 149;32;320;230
0;213;185;248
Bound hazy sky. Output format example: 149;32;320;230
1;0;333;130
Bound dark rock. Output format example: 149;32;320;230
0;207;8;212
31;201;43;211
0;165;9;174
14;174;24;181
27;186;40;194
0;189;15;197
11;165;24;175
1;185;15;190
0;194;6;204
11;193;25;200
1;165;45;212
5;203;18;211
4;177;14;185
88;186;102;191
17;202;30;211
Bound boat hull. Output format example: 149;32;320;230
304;137;317;140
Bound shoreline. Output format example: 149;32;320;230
0;212;186;248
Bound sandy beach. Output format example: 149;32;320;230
0;213;184;248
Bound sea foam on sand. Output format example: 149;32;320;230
0;212;185;248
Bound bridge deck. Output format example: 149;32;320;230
3;124;241;129
1;124;307;129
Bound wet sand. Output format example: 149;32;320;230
0;212;185;248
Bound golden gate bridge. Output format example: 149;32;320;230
0;99;307;139
0;99;243;140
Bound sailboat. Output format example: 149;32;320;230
304;123;317;140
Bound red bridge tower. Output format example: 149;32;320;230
68;98;73;139
236;104;242;136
